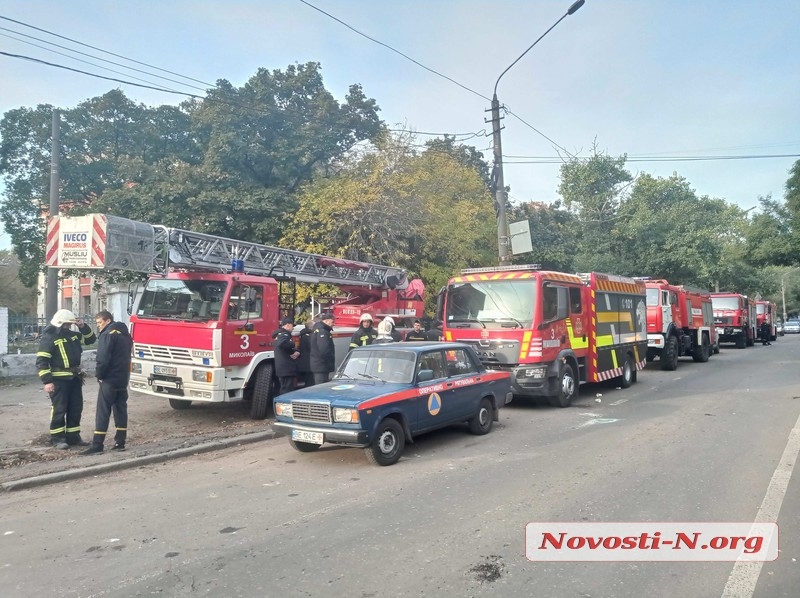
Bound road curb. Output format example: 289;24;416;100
1;429;278;492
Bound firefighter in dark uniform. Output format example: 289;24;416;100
36;309;97;449
349;312;377;348
405;319;427;341
296;320;314;387
425;319;444;341
83;311;133;454
310;312;336;385
761;321;772;346
273;316;301;395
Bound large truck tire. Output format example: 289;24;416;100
692;334;711;363
660;336;679;371
250;362;275;420
547;363;577;408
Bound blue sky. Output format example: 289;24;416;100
1;0;799;251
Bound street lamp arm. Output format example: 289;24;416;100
493;0;585;97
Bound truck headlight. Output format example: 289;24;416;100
333;407;359;423
275;402;292;418
131;362;142;374
519;367;547;380
192;370;212;383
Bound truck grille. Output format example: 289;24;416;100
134;343;193;363
714;317;733;325
291;401;332;424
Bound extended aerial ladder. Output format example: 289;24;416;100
46;213;409;289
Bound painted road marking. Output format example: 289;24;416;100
720;410;800;598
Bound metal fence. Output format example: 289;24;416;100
7;315;49;343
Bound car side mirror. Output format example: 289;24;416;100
417;369;434;383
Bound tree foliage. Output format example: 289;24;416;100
0;250;37;314
283;134;496;312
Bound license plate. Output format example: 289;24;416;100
154;365;177;376
292;430;323;444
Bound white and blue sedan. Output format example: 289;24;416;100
273;342;513;466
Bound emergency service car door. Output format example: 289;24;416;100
415;348;480;433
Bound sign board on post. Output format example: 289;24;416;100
509;219;533;255
46;214;156;273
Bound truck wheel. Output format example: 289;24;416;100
468;398;494;435
169;398;192;410
617;356;636;388
692;335;711;363
364;418;405;466
547;364;577;408
660;336;679;371
746;331;754;347
289;439;320;453
250;363;274;420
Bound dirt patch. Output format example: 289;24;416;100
0;376;275;482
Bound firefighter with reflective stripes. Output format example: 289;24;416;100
349;313;377;348
36;309;97;449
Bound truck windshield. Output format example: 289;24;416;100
445;280;535;327
756;304;766;315
712;297;739;310
136;279;228;321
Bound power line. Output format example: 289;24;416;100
297;0;490;103
502;153;800;164
297;0;573;158
0;30;184;93
0;14;215;88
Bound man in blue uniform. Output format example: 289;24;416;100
83;311;133;454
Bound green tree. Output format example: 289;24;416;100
557;148;633;272
0;250;37;314
284;135;496;312
507;200;577;271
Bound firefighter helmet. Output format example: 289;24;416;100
50;309;77;327
360;313;373;323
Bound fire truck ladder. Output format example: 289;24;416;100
152;226;406;289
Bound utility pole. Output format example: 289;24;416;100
489;96;510;264
45;109;60;320
487;0;585;266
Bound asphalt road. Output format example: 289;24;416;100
1;337;799;598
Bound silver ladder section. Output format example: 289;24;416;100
152;226;405;288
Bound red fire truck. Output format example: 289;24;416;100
46;213;424;418
755;300;779;342
439;266;647;407
643;280;717;370
710;292;756;349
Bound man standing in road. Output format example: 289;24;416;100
425;319;444;341
349;313;377;348
82;311;132;454
310;312;336;385
36;309;97;449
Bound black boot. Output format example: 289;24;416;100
81;444;103;455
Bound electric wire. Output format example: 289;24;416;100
0;14;215;88
0;30;184;93
297;0;490;103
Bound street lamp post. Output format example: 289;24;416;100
490;0;585;265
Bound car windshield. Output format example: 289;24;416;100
336;349;417;384
136;279;227;321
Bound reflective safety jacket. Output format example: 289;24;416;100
349;325;378;348
36;323;96;384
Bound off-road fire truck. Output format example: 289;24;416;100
642;280;717;370
755;300;778;342
438;266;647;407
710;292;756;349
46;213;424;418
